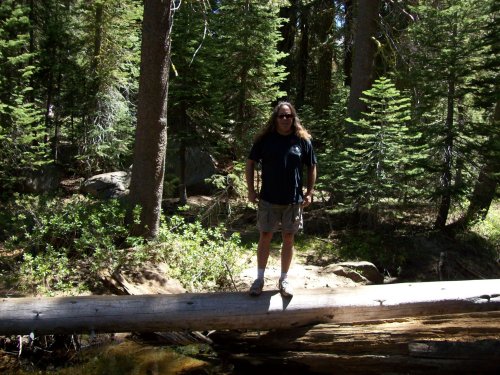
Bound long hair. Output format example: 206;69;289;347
254;101;312;142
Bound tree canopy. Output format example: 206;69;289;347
0;0;498;234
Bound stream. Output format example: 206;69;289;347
1;334;236;375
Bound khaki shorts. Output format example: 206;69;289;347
257;199;303;233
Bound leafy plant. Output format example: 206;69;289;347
467;201;500;260
4;194;246;294
156;215;244;292
5;194;142;294
338;230;409;275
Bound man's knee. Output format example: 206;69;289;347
282;231;295;243
260;231;273;240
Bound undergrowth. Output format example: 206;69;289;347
0;194;245;295
1;193;498;296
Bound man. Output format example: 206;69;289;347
246;101;317;297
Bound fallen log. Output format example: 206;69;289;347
0;279;499;335
211;312;500;374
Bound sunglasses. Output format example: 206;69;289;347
278;114;294;119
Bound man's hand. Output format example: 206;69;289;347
302;193;313;208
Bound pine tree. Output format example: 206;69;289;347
346;0;381;126
405;0;495;229
342;77;426;225
0;0;49;192
458;0;500;226
127;0;174;239
168;0;213;202
72;0;142;174
205;0;288;157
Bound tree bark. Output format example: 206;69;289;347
296;6;309;109
211;312;500;374
343;0;353;87
346;0;381;126
463;99;499;222
1;280;498;335
435;76;456;229
128;0;173;238
313;0;334;114
277;2;297;97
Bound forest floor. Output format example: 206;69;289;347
1;196;499;374
188;196;500;291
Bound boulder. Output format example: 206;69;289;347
320;265;369;284
22;165;64;193
82;171;130;199
101;262;186;296
184;147;217;187
166;146;218;194
322;261;384;284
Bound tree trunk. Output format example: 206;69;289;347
435;76;456;229
179;137;187;205
346;0;381;126
1;280;498;335
296;6;309;109
211;312;500;374
343;0;353;87
28;0;35;103
459;99;499;225
277;2;297;97
128;0;174;239
313;0;334;114
455;98;465;190
93;3;103;72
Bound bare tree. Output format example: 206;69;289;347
128;0;174;239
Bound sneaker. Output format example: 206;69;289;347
279;278;293;297
249;278;264;296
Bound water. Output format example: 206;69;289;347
2;337;230;375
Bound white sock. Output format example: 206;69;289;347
257;268;265;280
280;272;288;281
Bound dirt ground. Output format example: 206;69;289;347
236;257;360;294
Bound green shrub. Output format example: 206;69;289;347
468;201;500;259
338;230;408;275
156;215;244;292
5;194;142;294
3;194;246;294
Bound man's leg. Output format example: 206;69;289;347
249;231;273;296
257;231;273;270
280;231;295;274
279;231;295;297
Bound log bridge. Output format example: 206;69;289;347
0;279;499;335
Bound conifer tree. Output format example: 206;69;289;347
405;0;495;229
0;0;48;192
168;0;212;202
128;0;174;239
205;0;287;157
73;0;142;173
458;0;499;225
342;77;426;225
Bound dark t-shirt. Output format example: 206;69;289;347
248;132;317;205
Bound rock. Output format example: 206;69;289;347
184;147;217;187
82;171;130;199
321;265;369;284
322;261;384;284
166;146;218;195
101;262;186;295
22;164;64;193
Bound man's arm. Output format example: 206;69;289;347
302;164;317;208
245;159;258;203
